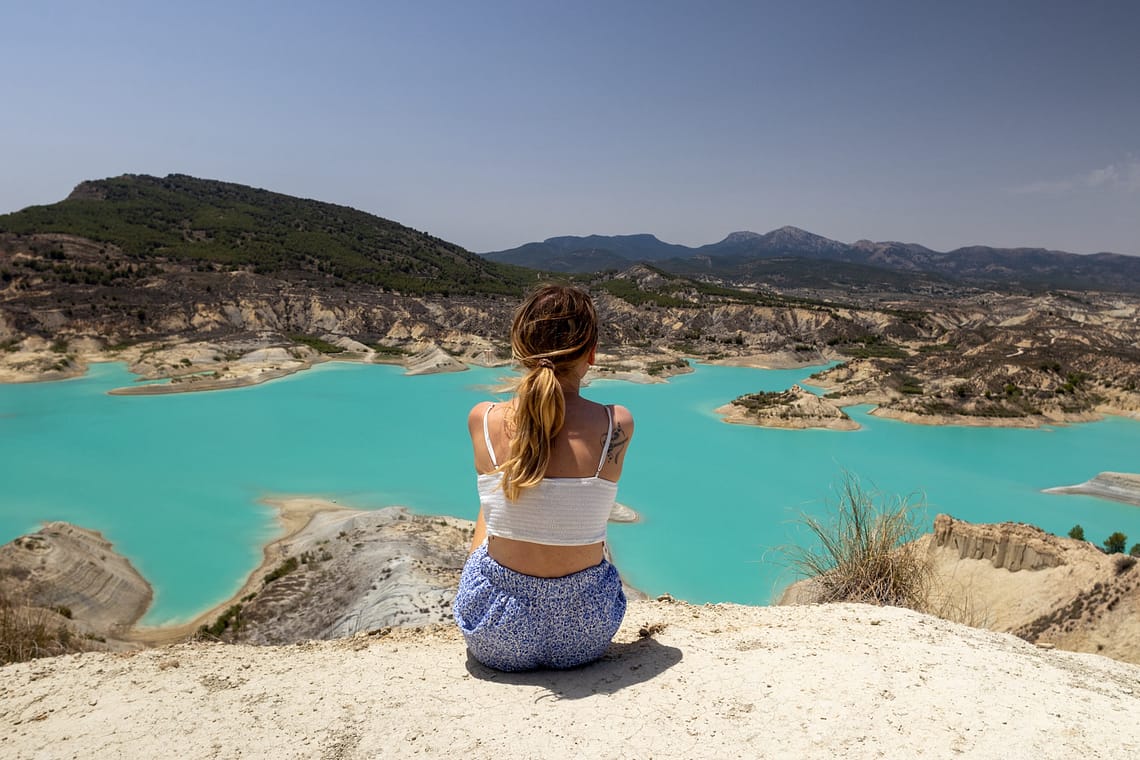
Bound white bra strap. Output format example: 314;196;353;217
595;405;613;476
482;404;498;468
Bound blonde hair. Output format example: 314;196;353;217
498;285;599;501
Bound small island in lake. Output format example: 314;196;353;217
716;384;859;430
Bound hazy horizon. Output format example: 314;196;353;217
2;1;1137;256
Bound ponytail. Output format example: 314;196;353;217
499;362;564;501
495;285;598;501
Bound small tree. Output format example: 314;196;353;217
1103;532;1127;554
1068;524;1085;541
1130;543;1140;558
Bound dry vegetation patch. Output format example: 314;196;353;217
787;474;932;610
0;588;86;664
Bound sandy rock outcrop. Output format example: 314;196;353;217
327;335;372;353
589;350;692;384
1012;554;1140;666
221;507;471;644
0;522;150;638
930;513;1071;572
920;515;1118;633
103;339;324;395
924;515;1140;665
0;336;86;383
781;514;1140;664
206;501;643;645
404;343;467;375
929;514;1128;621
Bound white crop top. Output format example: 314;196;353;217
479;403;618;546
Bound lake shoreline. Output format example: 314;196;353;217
123;493;646;645
123;496;351;646
6;348;1137;431
5;357;1140;621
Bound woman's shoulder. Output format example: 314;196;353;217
582;401;632;439
466;400;497;432
606;403;634;428
468;400;495;415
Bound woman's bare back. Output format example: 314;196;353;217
468;396;634;577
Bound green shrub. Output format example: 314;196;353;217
732;390;792;410
1104;532;1128;554
598;279;688;308
198;603;243;638
371;344;409;356
263;556;299;584
288;334;345;354
1068;524;1085;541
646;358;688;376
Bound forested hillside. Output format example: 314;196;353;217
0;174;532;297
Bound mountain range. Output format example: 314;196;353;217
483;226;1140;293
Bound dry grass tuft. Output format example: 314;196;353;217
0;587;83;665
790;473;932;611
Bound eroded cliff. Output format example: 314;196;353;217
0;522;151;645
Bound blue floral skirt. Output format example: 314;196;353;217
453;543;626;671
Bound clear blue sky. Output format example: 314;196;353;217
2;1;1137;255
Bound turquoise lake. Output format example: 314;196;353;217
2;360;1139;626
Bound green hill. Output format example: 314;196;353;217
0;174;532;296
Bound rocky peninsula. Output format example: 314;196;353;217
0;497;644;652
1044;472;1140;507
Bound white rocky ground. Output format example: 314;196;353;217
2;600;1138;759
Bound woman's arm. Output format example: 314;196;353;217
467;401;495;473
466;401;493;553
469;505;487;554
608;404;634;466
599;404;634;481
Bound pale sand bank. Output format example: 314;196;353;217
707;350;832;370
869;405;1135;428
3;601;1137;759
107;365;316;395
609;501;640;523
1044;472;1140;507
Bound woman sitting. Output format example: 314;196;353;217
453;284;634;671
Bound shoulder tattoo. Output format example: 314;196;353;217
605;422;629;465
